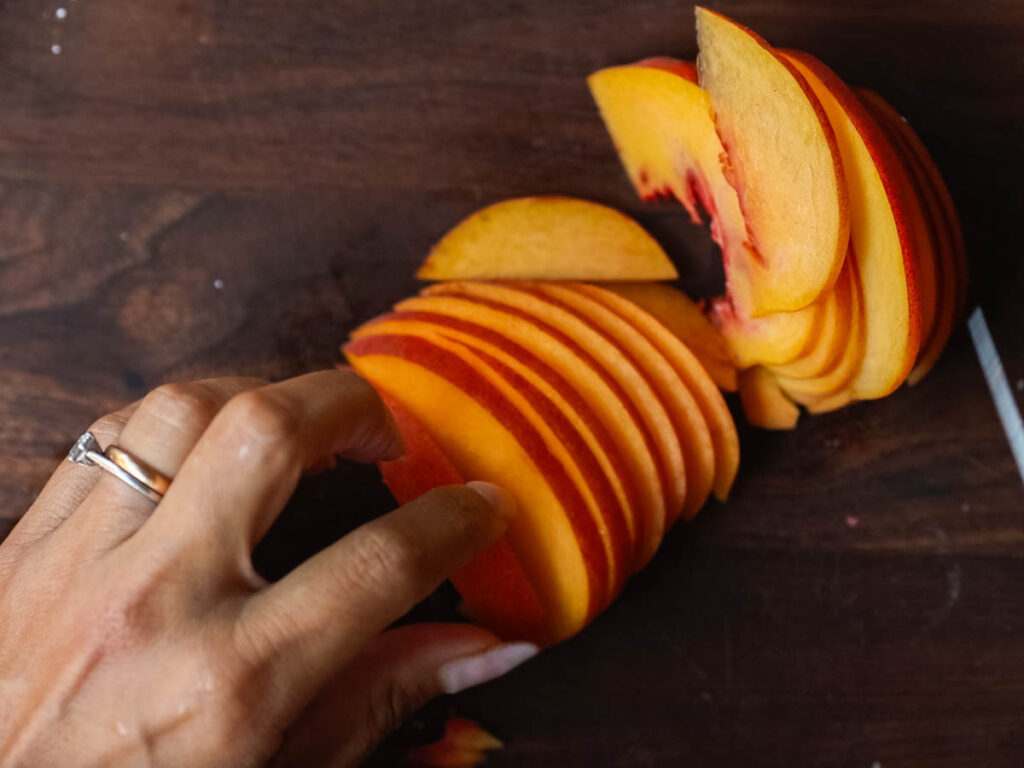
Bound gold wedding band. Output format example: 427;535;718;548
106;445;172;497
67;431;172;504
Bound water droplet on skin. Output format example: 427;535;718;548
115;720;128;736
56;7;67;19
213;278;224;290
50;43;62;55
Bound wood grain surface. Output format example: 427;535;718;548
1;1;1023;765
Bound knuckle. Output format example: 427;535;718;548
141;382;222;436
222;389;301;445
88;411;131;444
346;526;429;599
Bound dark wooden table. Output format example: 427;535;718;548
2;1;1023;765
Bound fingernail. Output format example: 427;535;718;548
466;481;516;521
438;642;539;694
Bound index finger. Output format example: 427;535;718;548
129;369;405;569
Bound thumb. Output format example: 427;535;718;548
269;623;538;768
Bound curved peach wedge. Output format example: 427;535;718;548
352;320;633;597
779;51;921;400
346;335;601;641
587;60;740;231
422;282;688;560
768;261;854;381
738;366;800;430
600;282;738;392
394;291;669;568
376;394;549;644
571;283;740;502
713;293;827;369
416;196;677;282
857;89;964;386
354;312;640;563
528;281;715;521
773;254;866;406
696;7;849;315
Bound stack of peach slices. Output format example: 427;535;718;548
343;8;965;645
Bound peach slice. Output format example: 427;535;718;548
416;196;677;282
696;7;849;314
353;322;632;598
828;88;938;374
394;292;668;568
857;89;963;385
779;51;921;400
588;56;757;320
738;366;800;430
856;93;967;328
408;717;502;768
425;282;687;516
600;282;738;392
527;281;715;520
768;261;853;380
588;59;738;229
346;336;600;641
774;253;866;405
377;394;548;643
354;312;640;564
714;293;827;368
570;283;740;502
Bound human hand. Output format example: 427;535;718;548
0;370;535;767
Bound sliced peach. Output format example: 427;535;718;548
779;51;921;399
696;7;849;314
774;252;866;404
377;394;548;643
354;323;632;598
830;89;937;373
528;281;715;520
589;57;759;320
416;196;677;282
590;53;833;363
588;59;740;233
570;283;740;502
408;717;502;768
768;261;853;380
345;336;599;641
600;282;738;391
425;282;686;516
738;366;800;430
857;89;963;385
353;312;640;564
858;94;967;328
805;389;855;415
394;292;668;568
713;293;827;368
